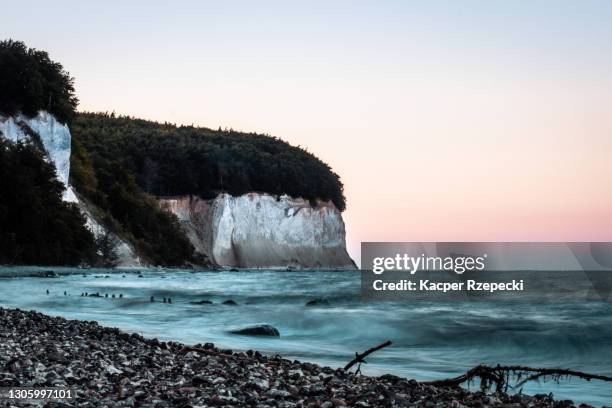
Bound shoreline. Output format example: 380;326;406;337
0;267;361;279
0;308;576;407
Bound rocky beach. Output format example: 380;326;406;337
0;308;587;408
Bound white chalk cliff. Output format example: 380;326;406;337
160;194;356;270
0;111;141;267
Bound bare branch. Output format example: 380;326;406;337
344;340;392;371
424;364;612;392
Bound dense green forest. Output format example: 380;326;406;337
0;139;96;265
71;113;346;211
0;40;77;124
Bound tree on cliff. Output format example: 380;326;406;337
0;39;78;123
94;231;120;268
0;139;96;265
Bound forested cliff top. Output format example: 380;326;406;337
71;112;346;211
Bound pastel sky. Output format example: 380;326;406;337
3;0;612;263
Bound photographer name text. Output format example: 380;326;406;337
372;279;524;293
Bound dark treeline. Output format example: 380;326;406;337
71;113;346;210
0;40;78;124
0;139;96;265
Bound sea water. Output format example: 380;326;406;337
0;268;610;406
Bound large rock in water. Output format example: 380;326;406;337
229;324;280;337
0;111;141;267
160;193;356;270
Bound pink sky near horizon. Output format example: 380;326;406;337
3;1;612;263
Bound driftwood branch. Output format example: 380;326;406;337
344;340;392;371
424;364;612;392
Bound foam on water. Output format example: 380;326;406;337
0;268;610;406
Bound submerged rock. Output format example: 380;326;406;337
229;324;280;337
305;298;330;307
190;300;213;305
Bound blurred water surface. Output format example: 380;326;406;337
0;268;610;406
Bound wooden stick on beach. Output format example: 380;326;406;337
344;340;392;372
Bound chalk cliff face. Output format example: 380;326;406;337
0;111;141;267
160;194;356;270
0;112;77;202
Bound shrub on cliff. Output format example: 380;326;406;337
0;139;96;265
0;39;78;123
